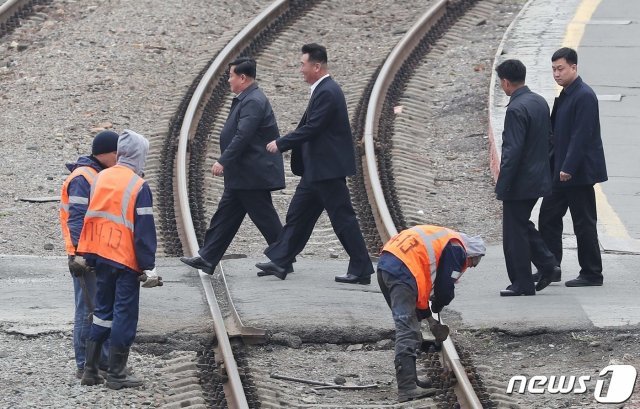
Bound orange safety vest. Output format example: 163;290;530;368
382;226;466;309
77;165;145;273
59;166;99;255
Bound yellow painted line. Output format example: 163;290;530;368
564;0;602;48
562;0;634;241
594;184;629;239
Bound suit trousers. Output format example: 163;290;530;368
265;177;374;277
503;198;557;294
539;185;603;282
199;189;282;267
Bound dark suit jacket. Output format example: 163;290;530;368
550;76;607;187
218;83;285;191
496;86;552;201
275;76;356;182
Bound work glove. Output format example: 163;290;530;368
429;294;444;314
68;255;93;277
139;268;163;288
426;315;450;343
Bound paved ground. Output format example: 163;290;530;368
0;256;210;338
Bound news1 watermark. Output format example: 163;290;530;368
506;365;638;404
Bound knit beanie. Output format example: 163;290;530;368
92;130;120;155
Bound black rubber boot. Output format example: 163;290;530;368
415;366;432;389
80;340;105;386
396;356;437;403
106;346;143;390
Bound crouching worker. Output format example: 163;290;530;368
377;225;485;403
77;130;162;389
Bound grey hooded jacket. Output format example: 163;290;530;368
117;129;149;176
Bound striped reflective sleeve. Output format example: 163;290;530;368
92;316;112;328
136;207;153;216
68;196;89;205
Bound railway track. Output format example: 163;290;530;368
0;0;51;37
360;1;495;407
0;0;514;407
165;0;517;407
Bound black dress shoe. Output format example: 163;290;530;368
500;289;535;297
334;273;371;285
255;261;287;280
535;275;552;291
565;276;603;287
532;266;562;283
180;256;214;275
257;264;294;277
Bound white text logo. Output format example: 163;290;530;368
506;365;637;404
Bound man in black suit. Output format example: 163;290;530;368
256;43;374;284
180;57;286;275
494;59;559;297
539;47;607;287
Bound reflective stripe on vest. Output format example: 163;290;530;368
59;166;99;255
77;165;145;272
382;226;465;309
410;226;451;284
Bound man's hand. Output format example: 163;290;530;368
139;268;163;288
266;140;279;153
429;294;444;313
430;302;444;314
559;171;572;182
68;256;92;277
212;162;224;176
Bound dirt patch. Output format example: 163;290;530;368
455;328;640;408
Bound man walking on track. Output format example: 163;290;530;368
257;43;374;284
179;57;287;276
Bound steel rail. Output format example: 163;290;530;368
362;1;483;407
176;1;291;407
0;0;30;32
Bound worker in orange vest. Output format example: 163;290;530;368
60;129;119;380
377;225;485;403
77;130;161;390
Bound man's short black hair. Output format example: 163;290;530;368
551;47;578;65
228;57;256;79
495;59;526;83
301;43;327;64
